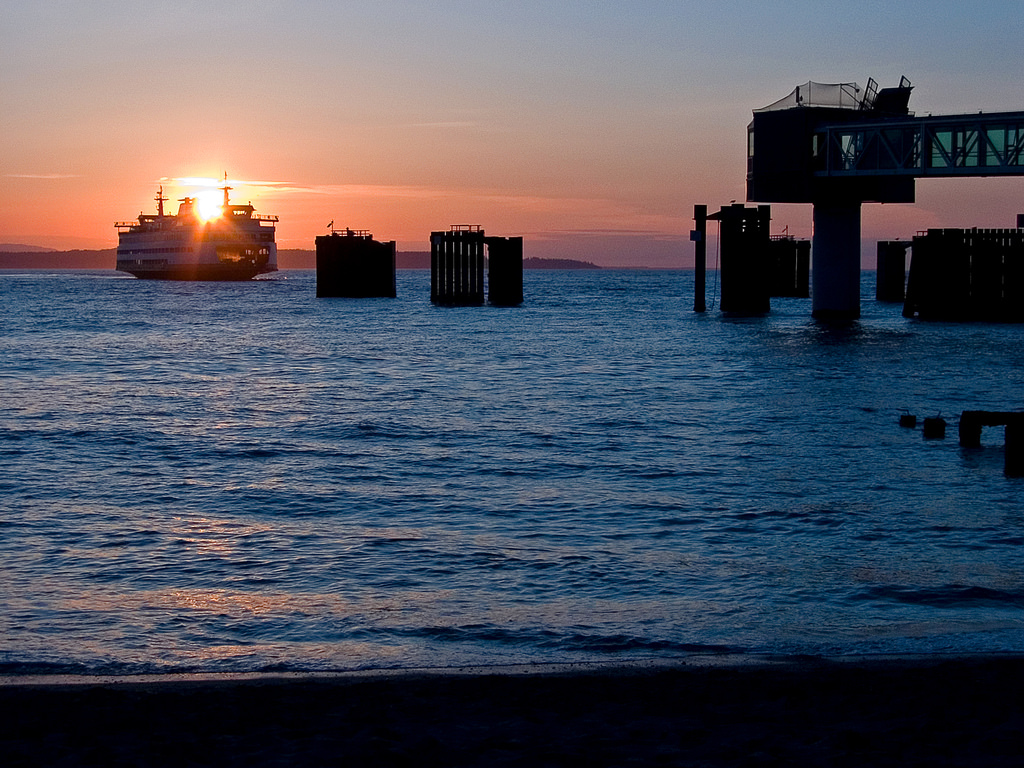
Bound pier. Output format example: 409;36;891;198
903;226;1024;321
746;77;1024;319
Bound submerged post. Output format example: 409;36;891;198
693;204;707;312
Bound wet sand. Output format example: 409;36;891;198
2;655;1022;766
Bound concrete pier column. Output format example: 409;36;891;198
812;201;862;320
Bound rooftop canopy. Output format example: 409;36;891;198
754;81;862;113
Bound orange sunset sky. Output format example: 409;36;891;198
3;1;1023;267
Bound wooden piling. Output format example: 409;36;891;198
958;413;983;448
768;237;810;298
693;205;707;312
1006;420;1024;477
709;203;771;315
923;416;946;439
430;226;485;305
876;241;909;302
485;236;524;306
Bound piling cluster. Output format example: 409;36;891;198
692;203;809;315
430;226;485;305
315;225;524;306
428;226;524;306
903;228;1024;321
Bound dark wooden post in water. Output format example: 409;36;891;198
430;226;485;305
876;241;910;301
767;236;810;297
1007;420;1024;477
693;204;707;312
958;410;1024;476
709;203;771;315
315;229;396;298
485;235;523;306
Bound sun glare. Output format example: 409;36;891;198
195;190;223;221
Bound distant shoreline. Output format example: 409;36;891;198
0;249;602;271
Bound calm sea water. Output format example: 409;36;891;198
2;268;1023;675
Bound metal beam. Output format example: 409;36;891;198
817;111;1024;178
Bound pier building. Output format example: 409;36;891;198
746;77;1024;319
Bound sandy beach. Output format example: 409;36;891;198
2;655;1022;766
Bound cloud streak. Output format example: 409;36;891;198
159;177;683;238
166;177;295;189
408;121;480;129
6;173;81;179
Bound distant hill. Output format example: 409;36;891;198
0;243;57;253
523;257;600;269
278;249;431;269
277;249;315;269
0;249;115;269
0;248;315;270
397;252;431;269
395;254;600;270
0;248;602;270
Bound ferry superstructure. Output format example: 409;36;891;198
115;180;278;280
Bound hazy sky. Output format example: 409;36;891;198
3;1;1023;265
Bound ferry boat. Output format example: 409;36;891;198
115;179;278;280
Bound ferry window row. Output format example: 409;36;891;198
117;246;194;255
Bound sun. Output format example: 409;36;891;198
195;190;223;221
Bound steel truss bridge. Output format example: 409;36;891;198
819;110;1024;178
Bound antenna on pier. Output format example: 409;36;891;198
155;185;167;217
220;172;232;207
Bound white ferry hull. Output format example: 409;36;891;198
116;241;278;281
115;184;279;281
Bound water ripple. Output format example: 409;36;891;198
1;270;1023;673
